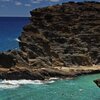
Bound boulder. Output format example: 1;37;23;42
94;79;100;88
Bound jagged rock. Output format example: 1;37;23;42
19;2;100;67
0;2;100;80
0;52;16;68
94;79;100;88
0;67;72;80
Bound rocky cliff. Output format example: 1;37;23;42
0;1;100;80
19;1;100;67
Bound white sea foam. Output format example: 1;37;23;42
79;88;83;92
0;79;55;89
49;77;59;80
1;80;44;85
47;80;55;84
0;83;19;89
15;38;20;42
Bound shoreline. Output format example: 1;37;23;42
0;65;100;80
0;2;100;82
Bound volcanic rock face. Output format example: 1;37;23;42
0;52;16;68
0;2;100;80
19;2;100;67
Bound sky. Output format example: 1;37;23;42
0;0;99;17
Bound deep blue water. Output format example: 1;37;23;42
0;17;29;51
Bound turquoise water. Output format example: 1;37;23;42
0;74;100;100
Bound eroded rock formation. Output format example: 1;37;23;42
0;1;100;80
18;1;100;67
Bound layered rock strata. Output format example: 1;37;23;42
0;2;100;80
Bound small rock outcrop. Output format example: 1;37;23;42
94;79;100;88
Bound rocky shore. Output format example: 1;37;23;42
0;1;100;80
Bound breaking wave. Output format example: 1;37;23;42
15;38;20;42
0;79;55;89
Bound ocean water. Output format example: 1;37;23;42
0;17;29;51
0;17;100;100
0;74;99;100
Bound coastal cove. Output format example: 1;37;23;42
0;2;100;80
0;74;100;100
0;2;100;100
